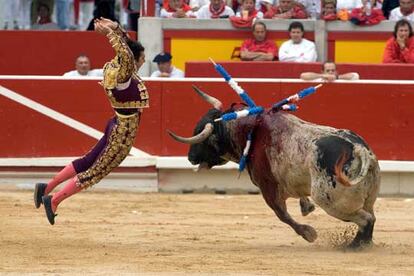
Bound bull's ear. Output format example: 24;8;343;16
192;85;223;110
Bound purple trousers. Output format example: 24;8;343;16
72;113;140;188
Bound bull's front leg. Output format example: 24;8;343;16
260;184;318;243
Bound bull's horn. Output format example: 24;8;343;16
192;85;223;110
168;123;214;144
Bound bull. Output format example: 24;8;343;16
169;86;380;248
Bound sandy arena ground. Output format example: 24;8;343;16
1;188;414;275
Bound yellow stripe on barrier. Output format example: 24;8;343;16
335;41;387;64
171;38;287;70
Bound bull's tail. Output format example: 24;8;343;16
334;145;372;187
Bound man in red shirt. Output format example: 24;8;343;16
240;21;278;61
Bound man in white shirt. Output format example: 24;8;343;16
278;21;317;63
389;0;414;21
195;0;235;18
151;52;185;78
63;55;103;77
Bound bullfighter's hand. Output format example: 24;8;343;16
98;17;118;30
94;21;112;35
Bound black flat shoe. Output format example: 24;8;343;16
34;183;47;208
42;195;57;225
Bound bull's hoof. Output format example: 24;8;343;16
299;224;318;242
348;238;373;250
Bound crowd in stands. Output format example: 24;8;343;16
2;0;141;31
154;0;414;24
153;0;414;66
238;19;414;64
2;0;414;78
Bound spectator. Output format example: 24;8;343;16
257;0;274;14
156;0;163;16
336;0;362;11
195;0;235;18
235;0;264;19
349;0;385;25
389;0;414;21
56;0;72;30
32;3;60;30
63;55;104;77
160;0;195;17
125;0;141;31
21;0;33;30
3;1;22;30
375;0;383;8
230;0;263;28
296;0;321;19
279;21;317;62
31;0;54;25
321;0;337;20
74;0;95;30
115;0;129;29
300;61;360;81
87;0;117;31
190;0;210;11
264;0;308;19
381;0;399;18
151;52;185;78
231;0;242;11
382;19;414;63
240;21;278;61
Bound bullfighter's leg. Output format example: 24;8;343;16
299;197;315;216
259;185;317;242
